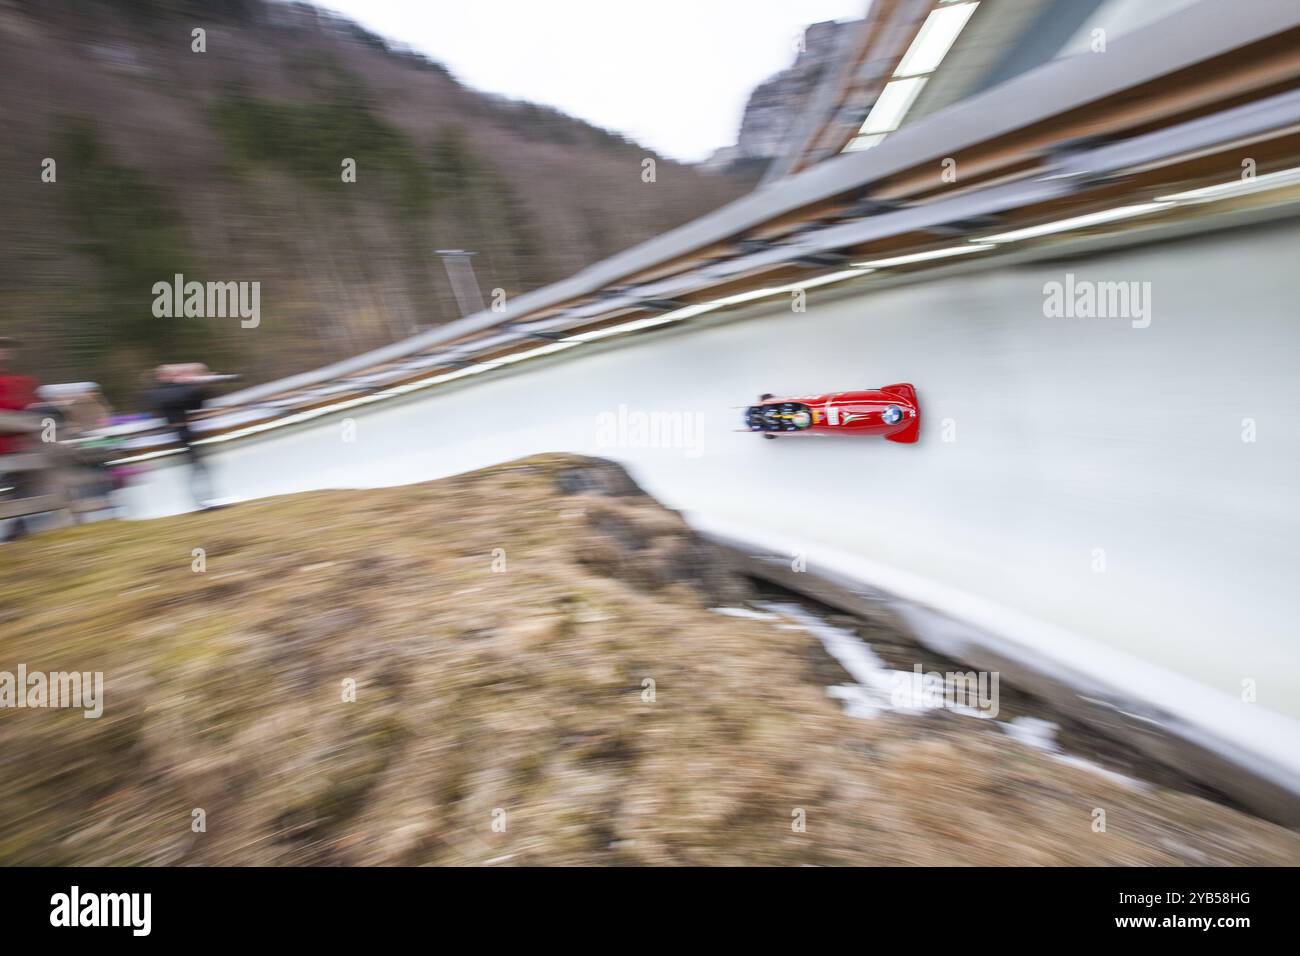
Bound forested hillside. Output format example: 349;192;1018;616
0;0;752;401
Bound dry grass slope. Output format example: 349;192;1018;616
1;455;1297;865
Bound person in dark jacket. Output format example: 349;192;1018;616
145;363;239;508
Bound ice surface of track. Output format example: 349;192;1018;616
126;217;1300;781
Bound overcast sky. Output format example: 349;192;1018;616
306;0;869;163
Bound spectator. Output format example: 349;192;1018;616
0;337;40;541
144;363;239;509
0;337;38;455
34;383;117;521
35;382;111;439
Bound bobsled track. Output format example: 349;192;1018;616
109;1;1300;822
124;208;1300;823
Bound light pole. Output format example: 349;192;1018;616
436;249;486;318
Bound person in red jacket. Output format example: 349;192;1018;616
0;337;39;456
1;337;41;541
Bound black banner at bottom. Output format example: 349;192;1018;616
0;865;1290;941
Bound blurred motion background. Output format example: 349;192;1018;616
1;0;1207;405
0;0;759;402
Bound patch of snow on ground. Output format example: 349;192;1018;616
759;601;904;717
759;602;1147;790
710;606;780;621
1000;717;1148;790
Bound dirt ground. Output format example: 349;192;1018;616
1;454;1296;865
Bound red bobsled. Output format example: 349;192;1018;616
743;384;920;442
